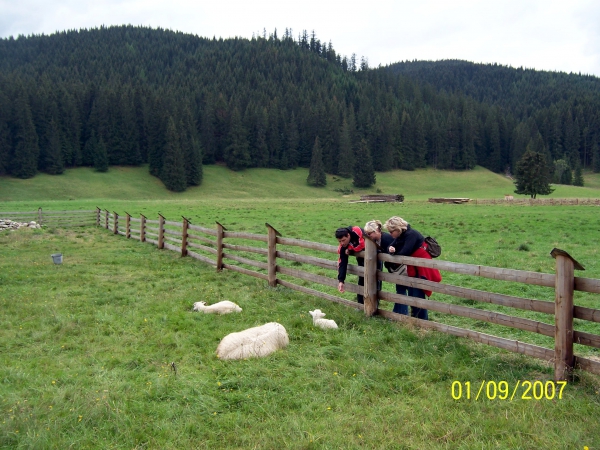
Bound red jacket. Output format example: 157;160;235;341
407;242;442;297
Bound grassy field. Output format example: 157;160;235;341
1;166;600;449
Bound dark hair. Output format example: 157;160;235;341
335;227;350;239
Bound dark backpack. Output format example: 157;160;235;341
424;236;441;258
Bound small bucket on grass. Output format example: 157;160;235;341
51;253;63;265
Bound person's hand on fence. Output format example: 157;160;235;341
338;281;345;293
388;246;395;253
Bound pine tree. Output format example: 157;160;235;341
180;109;203;186
514;149;554;199
161;117;187;192
592;139;600;173
307;136;326;187
353;138;376;188
224;107;251;171
42;119;65;174
10;92;39;179
94;135;109;172
337;117;354;178
573;161;584;186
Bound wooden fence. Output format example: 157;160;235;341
0;208;96;227
472;198;600;206
95;208;600;381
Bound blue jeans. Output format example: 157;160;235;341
393;276;428;320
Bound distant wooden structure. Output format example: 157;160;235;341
349;194;404;203
428;198;470;204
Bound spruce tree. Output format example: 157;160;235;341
42;119;65;174
353;138;376;188
10;93;39;179
592;139;600;173
94;135;109;172
514;149;554;199
573;161;584;186
161;117;187;192
307;136;326;187
337;117;354;178
224;107;251;171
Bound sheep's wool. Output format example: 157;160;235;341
216;322;289;360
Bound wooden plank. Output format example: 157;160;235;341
376;309;554;361
573;305;600;324
145;219;160;225
277;279;362;310
573;330;600;349
145;231;159;238
188;233;217;245
146;238;158;246
574;356;600;376
223;231;268;242
277;236;338;254
188;223;218;236
164;220;181;227
187;242;218;255
363;237;379;316
277;266;363;295
164;236;182;245
188;250;217;266
163;228;182;236
378;271;555;314
267;223;279;287
378;291;556;337
163;242;180;253
574;276;600;294
223;263;269;280
378;253;555;287
223;243;268;255
276;250;364;276
223;253;268;270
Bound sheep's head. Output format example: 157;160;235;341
192;301;206;311
309;309;326;319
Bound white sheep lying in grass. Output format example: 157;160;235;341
192;300;242;314
216;322;289;360
309;309;338;330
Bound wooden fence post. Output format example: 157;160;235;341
158;214;165;249
216;222;226;272
113;212;119;234
96;207;101;227
140;214;146;242
551;248;584;381
104;210;109;229
266;223;281;288
38;207;43;225
181;216;190;257
125;212;131;239
363;237;379;317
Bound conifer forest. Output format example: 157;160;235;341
1;25;599;191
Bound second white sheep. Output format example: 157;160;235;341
309;309;338;330
192;300;242;314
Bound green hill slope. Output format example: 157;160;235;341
2;165;599;210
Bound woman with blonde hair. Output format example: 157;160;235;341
384;216;441;320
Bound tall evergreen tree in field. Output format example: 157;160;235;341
592;139;600;173
42;119;65;174
353;138;376;188
337;117;354;178
307;136;326;187
180;108;203;186
10;92;39;178
513;149;554;199
94;135;109;172
161;117;187;192
224;107;251;171
573;161;584;186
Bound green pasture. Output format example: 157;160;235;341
1;166;600;449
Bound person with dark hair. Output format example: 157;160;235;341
335;226;366;304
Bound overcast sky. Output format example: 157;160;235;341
2;0;600;76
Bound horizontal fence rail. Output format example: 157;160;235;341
24;207;590;381
0;208;96;227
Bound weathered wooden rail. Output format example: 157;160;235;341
95;207;600;381
0;208;96;227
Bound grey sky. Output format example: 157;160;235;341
2;0;600;76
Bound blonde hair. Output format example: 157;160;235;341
384;216;409;233
364;220;382;234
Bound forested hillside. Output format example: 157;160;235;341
0;26;599;191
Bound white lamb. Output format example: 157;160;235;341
216;322;289;360
309;309;338;330
192;300;242;314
